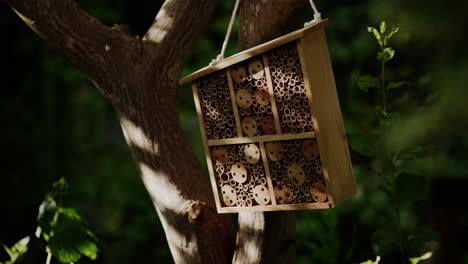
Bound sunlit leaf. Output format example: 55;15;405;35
37;197;58;241
358;75;380;92
11;237;29;256
48;216;98;263
379;21;386;35
377;47;395;63
2;236;30;264
367;26;383;48
58;207;83;222
409;251;433;264
2;245;15;260
360;256;381;264
384;27;400;46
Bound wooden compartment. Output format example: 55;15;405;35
181;19;355;213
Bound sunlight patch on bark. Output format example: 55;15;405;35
139;163;199;262
145;7;173;43
139;163;186;214
233;212;264;263
120;118;159;155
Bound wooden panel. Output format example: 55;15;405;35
297;27;356;206
262;54;282;134
259;142;277;205
179;19;329;85
192;84;223;211
226;69;243;137
219;202;331;213
207;131;316;146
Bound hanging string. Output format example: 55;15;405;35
304;0;322;27
209;0;241;66
209;0;322;66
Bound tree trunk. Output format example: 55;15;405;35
4;0;309;262
233;1;308;263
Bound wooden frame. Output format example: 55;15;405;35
183;19;355;213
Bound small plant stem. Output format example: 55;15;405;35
381;60;386;112
46;252;52;264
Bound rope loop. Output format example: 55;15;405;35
209;0;322;66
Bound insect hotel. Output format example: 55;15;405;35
180;20;356;213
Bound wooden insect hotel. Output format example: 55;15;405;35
180;19;356;213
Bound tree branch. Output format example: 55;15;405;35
142;0;215;84
4;0;141;98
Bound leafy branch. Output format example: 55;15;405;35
351;21;436;264
1;178;99;264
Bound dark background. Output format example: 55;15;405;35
1;0;467;263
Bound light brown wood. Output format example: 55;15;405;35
185;18;354;216
220;202;331;213
297;26;356;206
262;54;282;134
226;69;244;137
192;84;223;211
207;132;316;146
179;19;329;85
259;142;277;205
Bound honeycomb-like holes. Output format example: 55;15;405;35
266;42;314;134
231;56;275;137
196;71;237;140
266;139;326;204
211;144;272;207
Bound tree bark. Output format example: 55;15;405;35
233;1;308;264
4;0;235;263
5;0;309;263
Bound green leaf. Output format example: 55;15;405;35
379;21;386;35
2;245;16;260
2;236;30;264
360;256;381;264
387;81;409;90
384;26;400;46
48;212;99;263
58;207;83;222
377;47;395;63
367;26;383;48
348;134;378;157
409;251;432;264
76;234;98;260
11;237;29;256
358;75;380;92
37;196;58;241
394;173;427;204
395;145;435;161
52;177;68;193
375;106;400;127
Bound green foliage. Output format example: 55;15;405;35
36;178;99;263
351;21;437;263
1;237;30;264
367;22;399;50
358;75;380;92
387;81;409;90
409;251;432;264
349;134;378;157
360;251;432;264
360;256;381;264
